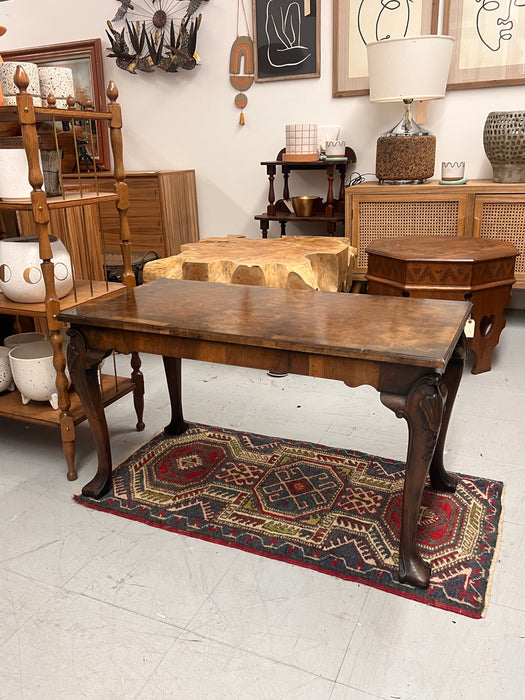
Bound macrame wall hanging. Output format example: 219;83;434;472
229;0;254;125
105;0;210;74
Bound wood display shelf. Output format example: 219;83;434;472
0;191;118;211
256;147;356;237
0;281;125;317
0;374;134;428
0;67;143;482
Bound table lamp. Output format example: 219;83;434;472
366;35;454;184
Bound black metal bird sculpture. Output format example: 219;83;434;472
106;20;138;73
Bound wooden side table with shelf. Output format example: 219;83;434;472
256;147;356;237
345;179;525;289
0;67;144;481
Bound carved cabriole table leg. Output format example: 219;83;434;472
379;336;466;587
67;329;113;499
429;334;467;491
381;374;446;588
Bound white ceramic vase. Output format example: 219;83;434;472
9;340;70;410
0;62;42;106
38;66;74;109
0;235;73;303
0;346;15;393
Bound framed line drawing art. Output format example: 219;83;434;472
252;0;320;81
333;0;438;97
444;0;525;90
2;39;111;170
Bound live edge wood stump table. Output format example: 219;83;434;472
365;235;518;374
58;279;471;588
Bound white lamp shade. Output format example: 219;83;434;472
367;35;455;103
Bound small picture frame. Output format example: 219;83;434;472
252;0;320;82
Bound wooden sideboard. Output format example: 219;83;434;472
345;180;525;288
63;170;200;258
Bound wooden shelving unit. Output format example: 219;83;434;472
255;147;356;237
0;66;142;481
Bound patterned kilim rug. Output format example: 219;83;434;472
75;424;504;618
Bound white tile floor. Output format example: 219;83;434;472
0;310;524;700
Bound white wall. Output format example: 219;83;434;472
1;0;523;240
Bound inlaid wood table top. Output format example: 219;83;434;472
366;235;519;262
60;278;469;369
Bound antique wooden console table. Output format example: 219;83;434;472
59;279;471;588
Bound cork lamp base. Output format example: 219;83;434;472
375;134;436;184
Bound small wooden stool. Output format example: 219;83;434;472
365;235;519;374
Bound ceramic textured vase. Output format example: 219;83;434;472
0;62;42;106
0;346;15;393
483;111;525;183
0;235;73;303
8;340;70;410
38;66;74;109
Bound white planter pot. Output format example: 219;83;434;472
9;340;70;410
0;346;15;393
0;235;73;303
3;331;46;349
0;146;44;201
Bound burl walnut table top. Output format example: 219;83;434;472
60;278;470;370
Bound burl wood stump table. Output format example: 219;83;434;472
365;235;519;374
143;236;356;292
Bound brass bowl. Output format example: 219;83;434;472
292;195;321;217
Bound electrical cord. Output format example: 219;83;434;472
345;171;376;187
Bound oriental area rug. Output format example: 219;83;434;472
75;424;504;618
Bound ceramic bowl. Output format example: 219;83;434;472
0;346;15;393
9;340;70;410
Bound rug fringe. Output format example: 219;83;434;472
480;483;505;618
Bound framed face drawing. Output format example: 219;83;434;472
252;0;320;81
444;0;525;89
333;0;438;97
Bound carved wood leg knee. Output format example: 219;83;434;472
381;374;445;587
67;329;113;498
429;335;467;492
163;355;189;436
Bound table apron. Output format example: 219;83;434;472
71;325;435;393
